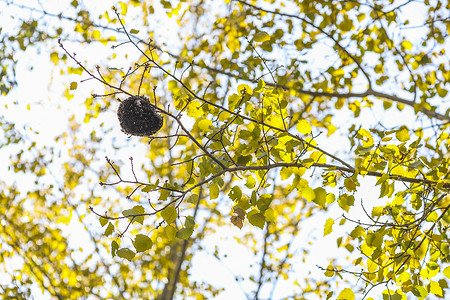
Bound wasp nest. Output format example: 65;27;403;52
117;95;163;136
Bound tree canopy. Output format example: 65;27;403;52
1;0;449;299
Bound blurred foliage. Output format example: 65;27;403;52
1;0;450;299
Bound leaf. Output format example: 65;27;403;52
185;216;195;228
165;225;177;241
256;194;272;211
301;186;315;202
401;40;412;51
337;288;355;300
254;31;270;43
133;234;153;252
104;222;114;237
248;211;265;229
70;82;77;90
161;206;177;224
344;177;357;192
111;241;119;257
92;30;100;39
122;205;145;224
297;119;311;134
324;218;334;236
197;118;212;132
443;266;450;279
396;126;410;142
116;248;135;261
429;280;443;297
176;227;194;240
129;29;139;34
228;186;242;201
313;187;327;207
99;217;108;227
209;183;219;200
231;207;245;229
412;285;428;299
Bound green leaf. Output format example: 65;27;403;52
130;29;139;34
176;227;194;240
111;241;119;257
324;218;334;236
412;285;428;299
159;188;170;201
209;183;219;199
116;248;135;261
133;234;153;252
256;194;272;211
344;177;357;192
228;186;242;201
185;216;195;228
99;217;108;227
337;288;355;300
254;31;270;43
248;211;265;229
70;82;77;90
165;225;177;241
104;222;114;237
122;205;145;224
161;206;177;224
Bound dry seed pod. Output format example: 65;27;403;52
117;95;163;136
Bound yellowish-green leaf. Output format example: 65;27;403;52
209;183;219;199
254;31;270;43
429;280;443;297
111;241;119;257
324;218;334;236
161;206;177;224
301;186;315;202
337;288;355;300
396;126;410;142
99;217;108;227
313;187;327;207
133;234;153;252
104;222;114;237
176;227;194;240
248;211;265;229
198;118;212;132
116;248;135;261
165;225;177;241
70;82;77;90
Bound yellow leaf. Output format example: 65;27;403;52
301;186;315;202
197;118;212;132
337;288;355;300
324;218;334;236
396;126;410;142
92;30;100;39
401;40;412;51
310;151;326;163
297;119;311;134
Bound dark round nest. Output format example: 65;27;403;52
117;95;163;136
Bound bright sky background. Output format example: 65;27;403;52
1;1;447;299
